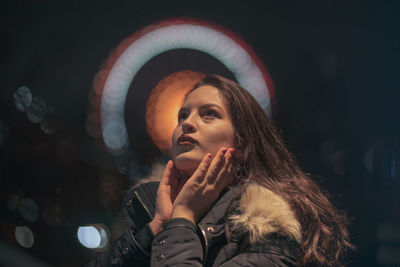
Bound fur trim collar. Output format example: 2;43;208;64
229;183;302;244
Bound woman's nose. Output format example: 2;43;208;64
181;117;196;133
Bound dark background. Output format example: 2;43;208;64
1;1;399;266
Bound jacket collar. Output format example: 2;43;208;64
196;183;301;263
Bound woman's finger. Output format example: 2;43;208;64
215;148;235;190
160;160;174;186
170;163;180;187
206;147;229;184
191;152;213;182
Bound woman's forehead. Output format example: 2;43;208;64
184;85;224;106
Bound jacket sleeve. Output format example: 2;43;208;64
151;218;203;267
86;183;158;267
86;222;154;267
150;218;296;267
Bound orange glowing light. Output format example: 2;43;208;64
146;70;205;155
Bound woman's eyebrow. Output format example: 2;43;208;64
180;103;222;111
201;103;223;110
178;106;190;112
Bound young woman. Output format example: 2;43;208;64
87;75;352;267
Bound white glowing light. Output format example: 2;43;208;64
14;86;32;112
101;23;271;155
15;226;34;248
77;226;100;249
27;97;47;124
40;107;57;135
77;225;109;249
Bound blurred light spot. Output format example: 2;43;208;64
7;194;21;211
26;97;47;124
77;225;109;249
364;148;374;172
332;150;346;176
377;223;400;243
127;162;151;184
85;111;102;138
77;226;100;248
102;118;128;155
0;120;10;149
19;198;39;222
383;148;400;180
377;246;400;265
13;86;32;112
42;203;62;226
115;154;132;175
15;226;34;248
40;107;57;134
146;70;205;154
319;139;335;165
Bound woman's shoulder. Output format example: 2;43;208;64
121;181;158;232
227;183;301;264
122;162;165;230
230;183;302;244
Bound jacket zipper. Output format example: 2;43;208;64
133;190;154;220
197;224;209;261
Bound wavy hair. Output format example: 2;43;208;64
190;74;353;266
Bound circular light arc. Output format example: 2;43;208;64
96;18;274;157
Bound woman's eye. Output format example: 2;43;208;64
178;111;188;121
204;110;218;118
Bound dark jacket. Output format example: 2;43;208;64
87;181;300;266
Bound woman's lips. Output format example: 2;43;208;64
177;135;198;146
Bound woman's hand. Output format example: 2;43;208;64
171;147;235;224
149;160;182;235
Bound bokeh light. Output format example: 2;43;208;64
146;70;205;154
15;226;34;248
40;107;57;135
41;203;63;226
377;246;400;265
332;150;346;176
85;111;102;139
319;139;336;165
13;86;33;112
77;225;109;250
26;97;47;124
19;198;39;222
382;147;400;180
364;148;374;173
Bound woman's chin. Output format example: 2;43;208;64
173;155;202;177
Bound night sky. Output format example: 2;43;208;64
1;1;399;266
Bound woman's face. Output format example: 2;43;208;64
172;85;235;176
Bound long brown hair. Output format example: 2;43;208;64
190;74;353;266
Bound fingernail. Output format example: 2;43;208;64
221;148;228;154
